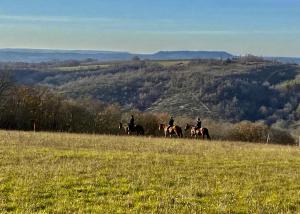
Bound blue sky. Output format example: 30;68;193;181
0;0;299;56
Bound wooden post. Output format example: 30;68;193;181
266;133;270;144
31;119;36;132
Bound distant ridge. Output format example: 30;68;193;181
0;49;233;63
0;48;299;64
146;51;233;60
264;57;300;65
0;49;133;63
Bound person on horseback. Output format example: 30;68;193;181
167;116;174;131
195;117;202;130
129;115;135;131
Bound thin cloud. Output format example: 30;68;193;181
0;15;299;35
0;15;172;24
0;15;73;22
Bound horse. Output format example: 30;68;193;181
185;124;211;140
159;124;183;138
119;122;145;136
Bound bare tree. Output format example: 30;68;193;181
0;71;12;98
0;71;12;97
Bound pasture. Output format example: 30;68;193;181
51;64;111;72
0;130;300;213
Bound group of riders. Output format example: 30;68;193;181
128;115;202;131
167;116;202;130
125;115;210;139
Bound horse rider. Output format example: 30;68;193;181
195;117;202;130
129;115;135;131
167;116;174;131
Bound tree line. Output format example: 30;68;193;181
0;71;296;145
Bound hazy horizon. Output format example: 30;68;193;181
1;0;300;57
1;47;300;58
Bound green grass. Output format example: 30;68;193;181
52;64;111;72
156;60;190;67
52;60;189;71
1;131;300;213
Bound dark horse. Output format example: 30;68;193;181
159;124;183;138
185;124;211;140
119;122;144;136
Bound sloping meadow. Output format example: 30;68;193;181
0;130;300;213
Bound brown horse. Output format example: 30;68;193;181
185;124;211;140
119;122;144;136
159;124;183;138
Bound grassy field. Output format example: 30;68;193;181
0;131;300;213
51;60;190;72
156;60;190;67
51;64;111;72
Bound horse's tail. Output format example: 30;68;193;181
206;129;211;140
136;125;144;135
178;127;183;138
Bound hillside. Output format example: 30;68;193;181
0;130;300;213
9;59;300;130
1;49;300;64
0;49;233;63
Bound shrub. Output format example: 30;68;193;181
135;112;161;136
228;121;269;143
227;121;296;145
269;128;296;145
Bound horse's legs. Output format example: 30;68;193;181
175;131;182;138
178;132;182;138
175;131;178;138
195;132;199;139
206;130;211;140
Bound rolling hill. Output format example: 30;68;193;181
0;49;233;63
9;58;300;131
1;48;299;64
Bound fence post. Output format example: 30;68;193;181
31;119;36;132
266;133;270;144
